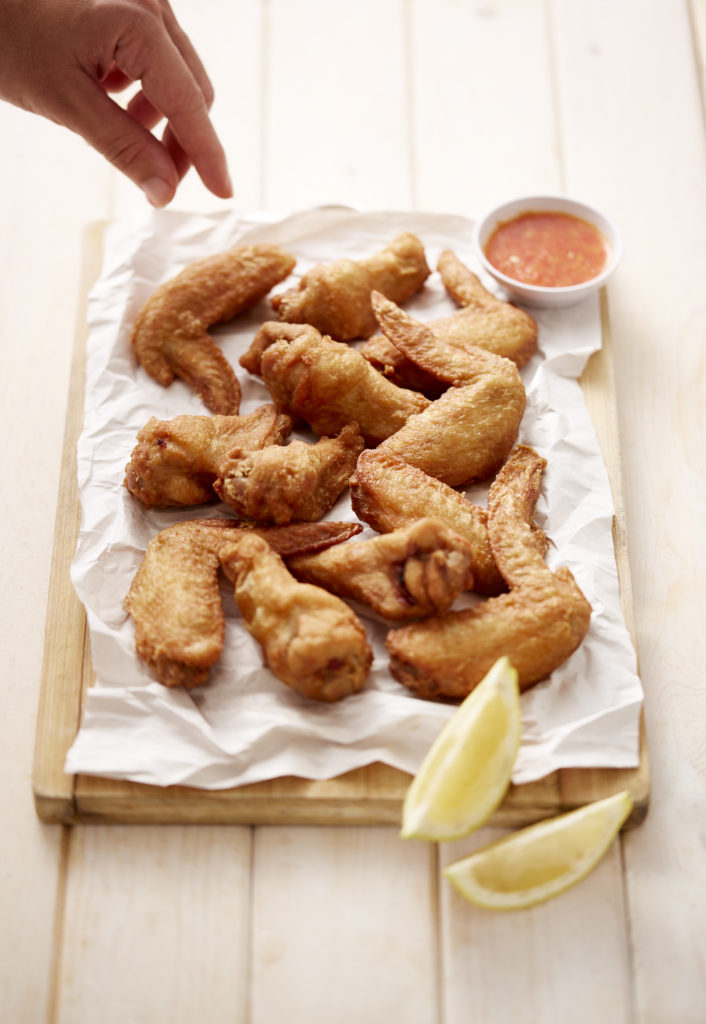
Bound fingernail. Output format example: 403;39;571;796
141;176;173;207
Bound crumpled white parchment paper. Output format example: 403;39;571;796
64;206;643;787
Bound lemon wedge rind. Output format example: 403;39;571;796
400;656;522;842
443;789;633;911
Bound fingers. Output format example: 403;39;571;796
113;10;231;200
69;75;183;205
126;89;162;132
158;0;215;109
0;0;231;205
162;123;191;185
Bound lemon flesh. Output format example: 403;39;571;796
443;790;633;910
400;656;521;841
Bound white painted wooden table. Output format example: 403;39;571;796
2;2;705;1021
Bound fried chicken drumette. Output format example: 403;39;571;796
287;518;474;621
349;449;548;596
385;445;592;699
214;424;365;524
219;534;372;702
131;244;296;413
124;405;292;508
270;233;430;340
350;450;499;595
253;325;429;445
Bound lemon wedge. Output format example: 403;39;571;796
400;656;521;841
443;790;633;911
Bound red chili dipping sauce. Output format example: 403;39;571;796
485;211;608;287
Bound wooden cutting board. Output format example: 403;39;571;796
32;223;650;827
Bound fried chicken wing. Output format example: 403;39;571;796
361;252;537;395
270;233;430;340
125;405;292;508
350;449;504;595
214;423;365;524
258;327;430;445
219;534;372;702
125;520;242;689
125;519;363;688
385;446;592;699
287;518;473;620
371;293;526;485
131;245;296;413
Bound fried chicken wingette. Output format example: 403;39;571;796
287;518;473;620
131;245;296;414
385;446;592;699
257;327;430;445
125;520;243;689
214;424;365;524
371;293;526;486
270;233;430;341
219;534;372;702
125;519;363;688
350;449;505;595
434;250;538;366
124;405;292;508
361;251;537;394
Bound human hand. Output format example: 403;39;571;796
0;0;232;206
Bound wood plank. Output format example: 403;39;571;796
264;0;413;210
552;1;706;1021
32;223;105;824
0;98;113;1021
250;827;438;1024
411;0;560;213
55;825;252;1024
438;829;632;1024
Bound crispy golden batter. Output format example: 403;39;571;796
124;405;292;508
350;449;503;595
258;327;430;445
361;251;537;394
385;446;592;699
125;519;363;688
270;233;430;341
288;518;473;621
131;245;296;414
214;424;365;524
372;293;526;486
239;321;316;377
219;534;372;702
434;251;538;366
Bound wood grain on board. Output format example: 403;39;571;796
32;223;649;827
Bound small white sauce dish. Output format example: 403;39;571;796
472;194;622;308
